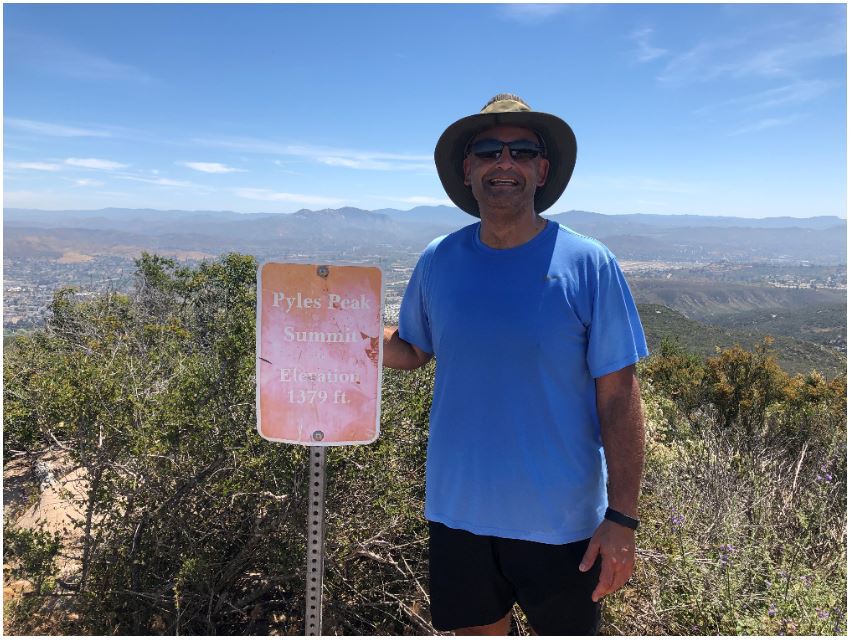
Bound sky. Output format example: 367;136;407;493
3;3;847;218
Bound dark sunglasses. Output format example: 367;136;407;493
466;139;546;161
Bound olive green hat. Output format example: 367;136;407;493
434;93;577;217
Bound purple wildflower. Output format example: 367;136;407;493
768;603;777;618
817;610;830;620
670;510;686;530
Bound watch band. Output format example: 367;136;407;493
605;507;639;530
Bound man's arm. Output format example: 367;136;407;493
383;326;433;370
579;364;645;602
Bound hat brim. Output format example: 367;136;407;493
434;110;577;217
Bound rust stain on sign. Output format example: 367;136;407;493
365;336;380;365
256;263;383;446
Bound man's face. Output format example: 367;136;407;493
463;124;550;214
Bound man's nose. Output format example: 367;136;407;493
495;145;515;167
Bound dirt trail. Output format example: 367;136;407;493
4;450;88;632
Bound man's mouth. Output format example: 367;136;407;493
488;177;519;186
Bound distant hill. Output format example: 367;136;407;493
549;211;846;263
707;303;846;353
638;304;846;378
4;206;847;264
630;278;846;318
554;210;845;230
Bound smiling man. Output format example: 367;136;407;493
383;94;648;635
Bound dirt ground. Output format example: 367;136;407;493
3;450;88;633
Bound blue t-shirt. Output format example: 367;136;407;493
398;219;648;544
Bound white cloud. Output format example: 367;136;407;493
7;31;154;83
694;79;839;115
630;27;668;63
731;25;846;79
65;157;128;170
578;175;704;196
193;136;294;155
272;160;302;175
74;179;104;187
658;19;845;86
6;161;62;171
385;195;454;206
657;36;742;85
4;190;42;206
6;117;111;137
726;114;802;136
118;175;196;188
317;156;418;171
179;161;246;174
635;178;698;195
194;136;432;171
499;4;572;25
234;188;347;207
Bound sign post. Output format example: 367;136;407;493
305;446;326;635
256;262;383;635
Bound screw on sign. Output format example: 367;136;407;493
255;262;383;635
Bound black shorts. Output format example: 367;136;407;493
428;521;602;635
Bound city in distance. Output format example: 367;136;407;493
4;205;847;377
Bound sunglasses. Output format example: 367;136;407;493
466;139;546;161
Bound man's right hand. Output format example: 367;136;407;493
383;326;433;370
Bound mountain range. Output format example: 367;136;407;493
4;206;847;264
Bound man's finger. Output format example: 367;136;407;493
579;539;600;572
610;557;632;592
591;554;615;602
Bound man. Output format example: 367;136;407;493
383;94;648;635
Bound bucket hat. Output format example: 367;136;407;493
434;94;577;217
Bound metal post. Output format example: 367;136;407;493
305;445;327;635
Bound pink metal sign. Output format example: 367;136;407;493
256;262;383;445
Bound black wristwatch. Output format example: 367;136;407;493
605;507;639;530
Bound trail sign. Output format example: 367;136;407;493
256;262;383;445
256;261;384;634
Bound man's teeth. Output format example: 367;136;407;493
490;179;517;185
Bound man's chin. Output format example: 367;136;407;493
475;192;529;214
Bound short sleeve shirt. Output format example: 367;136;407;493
399;220;648;544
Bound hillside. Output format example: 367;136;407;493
638;304;846;378
631;279;846;318
708;304;846;352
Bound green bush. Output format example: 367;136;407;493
5;524;62;594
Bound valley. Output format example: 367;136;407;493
4;206;846;378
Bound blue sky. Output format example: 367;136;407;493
3;3;847;218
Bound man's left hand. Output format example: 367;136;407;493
578;519;636;603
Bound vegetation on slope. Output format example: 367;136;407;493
638;303;846;378
3;253;846;635
708;303;846;352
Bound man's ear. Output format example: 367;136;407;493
463;156;471;186
536;158;550;187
